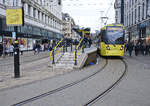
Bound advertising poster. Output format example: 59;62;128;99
27;39;33;50
18;38;27;50
3;37;13;45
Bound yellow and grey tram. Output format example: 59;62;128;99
99;24;125;56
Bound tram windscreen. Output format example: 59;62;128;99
105;26;124;44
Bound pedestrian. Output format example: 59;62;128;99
141;43;146;56
33;43;37;55
20;44;24;55
127;42;134;57
5;43;9;56
146;43;150;55
37;43;41;54
134;43;140;56
9;44;14;56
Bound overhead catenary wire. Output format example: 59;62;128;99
104;0;115;25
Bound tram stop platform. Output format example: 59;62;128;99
0;46;98;91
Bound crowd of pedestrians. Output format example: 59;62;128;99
0;40;57;57
0;43;15;57
126;40;150;57
33;42;54;55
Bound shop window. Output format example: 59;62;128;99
28;5;31;16
38;11;40;19
58;0;61;5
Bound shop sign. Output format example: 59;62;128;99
6;7;24;26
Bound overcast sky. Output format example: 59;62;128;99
62;0;115;32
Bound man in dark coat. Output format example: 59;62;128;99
127;42;134;56
134;43;140;56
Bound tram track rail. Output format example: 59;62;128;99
84;58;128;106
12;58;108;106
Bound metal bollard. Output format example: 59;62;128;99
74;47;77;65
63;45;65;53
82;46;84;53
71;43;72;52
52;49;55;64
65;42;67;52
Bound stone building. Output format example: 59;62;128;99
114;0;124;24
115;0;150;43
62;13;80;40
0;0;63;50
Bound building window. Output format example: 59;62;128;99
28;5;31;16
40;0;42;5
42;13;44;21
116;11;118;16
135;9;137;24
45;15;47;23
142;3;145;19
132;11;133;25
2;0;5;4
58;0;61;5
13;0;18;6
127;16;128;26
38;11;40;19
129;13;131;25
138;6;140;21
33;8;36;18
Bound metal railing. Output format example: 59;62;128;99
73;38;84;65
49;38;65;64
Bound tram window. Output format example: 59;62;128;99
101;30;106;42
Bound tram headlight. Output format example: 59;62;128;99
106;46;110;50
120;46;124;50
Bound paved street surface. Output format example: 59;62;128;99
93;54;150;106
0;51;150;106
22;59;125;106
0;50;73;90
0;57;126;106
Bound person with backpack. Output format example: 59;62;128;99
127;42;134;57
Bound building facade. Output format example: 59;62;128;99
124;0;150;43
0;0;63;50
114;0;121;24
62;13;80;40
114;0;124;24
